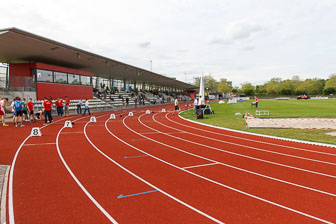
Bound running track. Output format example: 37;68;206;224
4;104;336;223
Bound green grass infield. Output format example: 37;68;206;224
180;99;336;145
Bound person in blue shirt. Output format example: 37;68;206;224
13;97;24;127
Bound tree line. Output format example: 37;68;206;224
197;75;336;96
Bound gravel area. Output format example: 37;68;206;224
246;117;336;129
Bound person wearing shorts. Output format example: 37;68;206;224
13;97;24;127
173;97;179;115
27;98;36;122
0;97;8;127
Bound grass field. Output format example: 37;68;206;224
180;99;336;145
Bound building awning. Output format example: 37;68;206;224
0;28;196;89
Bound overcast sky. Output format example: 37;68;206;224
1;0;336;86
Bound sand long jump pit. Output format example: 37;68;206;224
246;117;336;130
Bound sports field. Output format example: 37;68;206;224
1;103;336;223
181;99;336;145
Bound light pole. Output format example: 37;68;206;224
150;60;152;72
184;72;187;83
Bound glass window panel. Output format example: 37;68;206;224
54;72;67;84
36;69;53;82
68;74;80;85
80;76;91;85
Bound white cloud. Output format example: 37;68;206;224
0;0;336;86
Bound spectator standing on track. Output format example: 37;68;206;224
11;98;16;124
13;97;24;127
27;98;36;123
255;96;258;108
64;96;70;116
0;97;9;127
56;97;64;117
82;99;91;116
173;97;179;115
21;98;28;122
76;99;82;114
43;97;52;124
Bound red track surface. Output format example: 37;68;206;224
1;104;336;223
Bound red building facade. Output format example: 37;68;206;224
10;63;93;100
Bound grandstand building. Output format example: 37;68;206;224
0;28;195;100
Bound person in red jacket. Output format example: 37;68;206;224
27;98;36;122
43;97;52;124
56;97;64;117
64;96;70;117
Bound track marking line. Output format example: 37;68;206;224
137;114;336;196
8;115;73;224
124;155;148;159
146;114;336;179
116;115;334;224
154;114;336;166
23;143;56;146
56;124;118;223
83;119;225;224
117;190;158;199
175;113;336;155
135;114;336;196
182;162;219;169
61;131;84;134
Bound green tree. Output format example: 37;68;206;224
324;75;336;94
265;77;282;95
217;80;232;93
241;82;255;96
279;79;294;95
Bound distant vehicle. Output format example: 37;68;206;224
297;94;310;100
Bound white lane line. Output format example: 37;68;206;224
23;143;56;146
175;113;336;155
56;123;118;224
183;163;219;169
84;119;224;224
61;132;84;134
153;114;336;167
112;115;333;224
8;115;73;224
147;114;336;179
137;114;336;197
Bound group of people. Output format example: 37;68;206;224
0;96;38;127
0;96;93;127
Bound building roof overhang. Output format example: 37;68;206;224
0;28;196;89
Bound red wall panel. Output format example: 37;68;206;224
36;83;93;100
10;63;93;100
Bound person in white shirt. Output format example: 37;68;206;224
82;99;91;116
173;98;179;115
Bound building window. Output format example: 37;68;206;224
54;72;67;84
81;76;91;86
68;74;80;85
36;69;53;82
